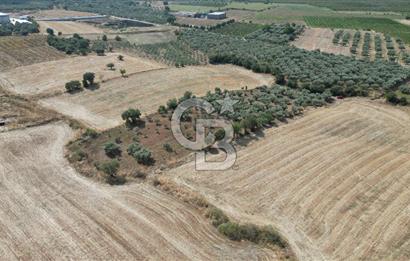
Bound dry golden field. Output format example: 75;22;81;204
293;28;352;56
168;99;410;261
0;35;66;71
0;53;166;95
38;21;106;35
0;122;277;260
40;65;275;130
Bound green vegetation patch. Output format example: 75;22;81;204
305;16;410;44
211;22;265;37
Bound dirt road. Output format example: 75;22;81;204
0;122;276;260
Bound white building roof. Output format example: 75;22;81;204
10;18;31;25
0;12;9;16
208;12;226;15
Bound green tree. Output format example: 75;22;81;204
167;98;178;110
121;108;141;125
65;80;82;93
102;34;108;41
107;63;115;70
46;28;54;35
82;72;95;87
118;55;124;61
120;69;126;77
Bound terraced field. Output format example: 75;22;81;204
0;35;66;71
40;65;274;130
169;99;410;261
0;122;276;260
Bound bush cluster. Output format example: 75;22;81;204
127;143;154;165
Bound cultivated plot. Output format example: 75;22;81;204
0;122;275;260
169;99;410;261
0;53;166;95
40;65;275;130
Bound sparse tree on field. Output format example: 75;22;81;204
46;28;54;35
107;63;115;70
115;35;122;41
104;142;121;158
83;72;95;87
118;55;124;61
120;69;126;77
102;34;108;41
65;80;83;93
121;108;141;126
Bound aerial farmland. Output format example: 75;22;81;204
0;0;409;260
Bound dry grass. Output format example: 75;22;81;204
32;9;99;19
168;99;410;261
38;21;106;35
176;17;231;26
0;35;66;71
40;64;274;130
0;53;166;96
0;122;276;260
293;28;351;56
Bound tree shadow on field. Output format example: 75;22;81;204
86;83;100;91
235;129;265;147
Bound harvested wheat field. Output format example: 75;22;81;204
293;28;351;56
40;65;274;129
38;21;106;35
0;35;66;71
0;122;276;260
32;9;99;19
169;99;410;261
0;53;165;95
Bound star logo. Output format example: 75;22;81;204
217;94;238;114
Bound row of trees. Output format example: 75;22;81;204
179;29;410;94
65;72;95;93
0;20;39;36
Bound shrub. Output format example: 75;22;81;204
65;80;83;93
71;149;87;162
217;222;242;241
163;143;173;152
158;105;168;114
46;28;54;35
206;207;229;227
167;98;178;110
104;142;121;157
82;128;99;139
386;92;400;105
98;159;120;176
118;55;124;61
115;35;122;41
127;143;154;165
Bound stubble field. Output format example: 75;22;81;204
168;99;410;261
0;122;276;260
40;65;275;129
38;21;106;35
0;53;166;96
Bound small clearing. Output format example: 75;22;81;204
293;28;351;56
